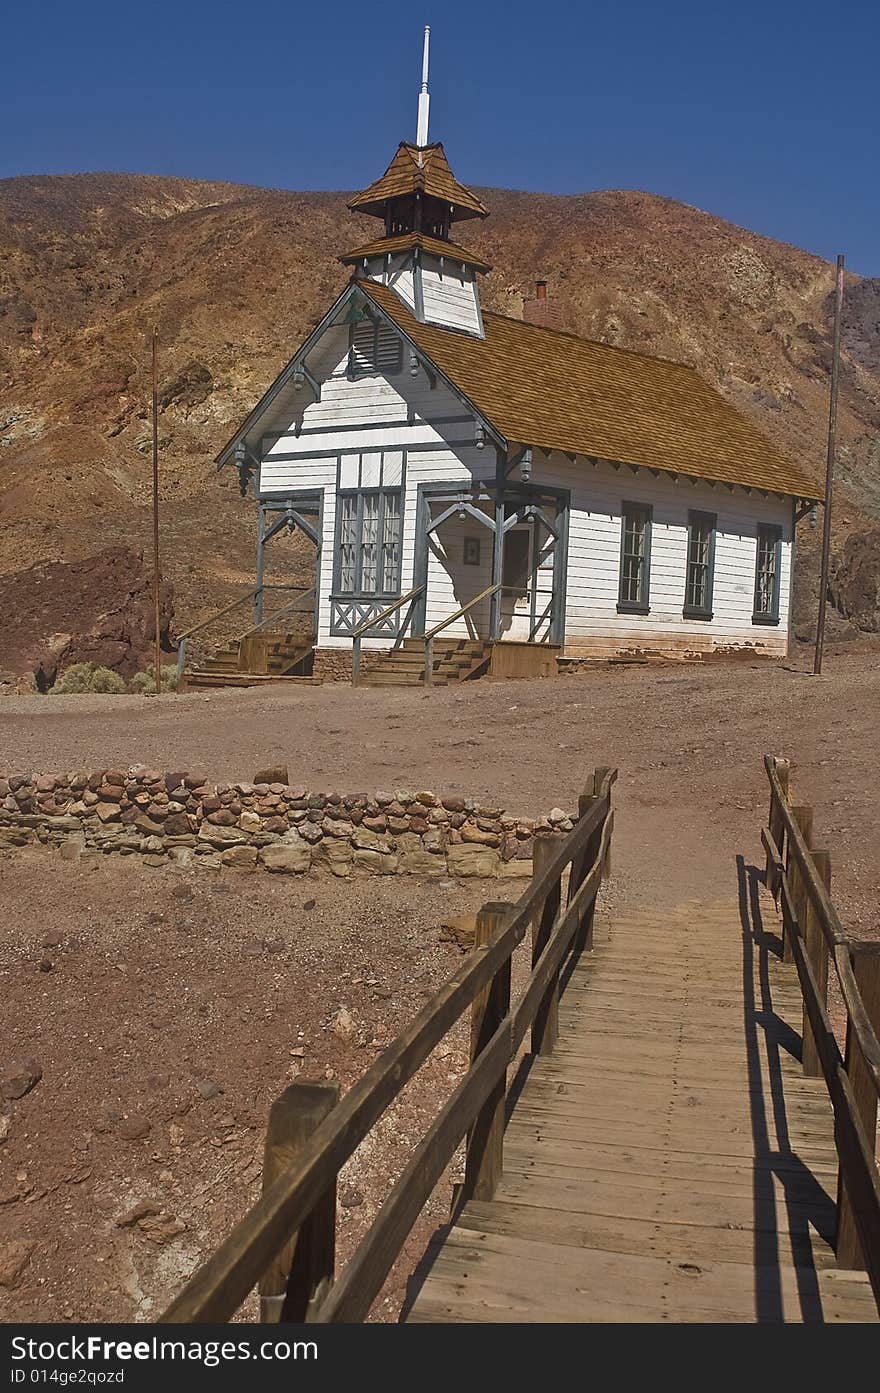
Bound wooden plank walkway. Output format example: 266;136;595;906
407;889;879;1322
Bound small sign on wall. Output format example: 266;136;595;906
463;536;481;566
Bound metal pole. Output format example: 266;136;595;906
151;327;162;694
813;254;845;677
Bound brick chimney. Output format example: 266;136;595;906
522;279;564;330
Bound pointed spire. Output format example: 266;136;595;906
416;25;430;148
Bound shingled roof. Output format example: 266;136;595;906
357;280;819;501
348;143;488;222
340;231;491;272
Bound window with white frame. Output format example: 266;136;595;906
617;502;652;613
753;524;782;624
684;511;716;619
335;490;402;596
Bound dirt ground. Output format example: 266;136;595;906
1;649;878;1322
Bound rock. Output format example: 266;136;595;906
239;811;262;833
139;1212;187;1243
548;807;568;825
198;824;246;847
303;899;316;910
221;844;258;870
254;765;289;786
314;839;352;877
395;833;447;878
439;914;477;949
60;836;85;862
261;837;311;874
196;1080;222;1099
0;1240;34;1289
0;1114;10;1144
116;1199;162;1228
351;827;394;854
353;849;398;875
332;1007;357;1043
118;1114;151;1141
339;1185;365;1209
447;843;503;878
96;801;122;823
0;1057;42;1100
459;821;502;847
442;796;467;813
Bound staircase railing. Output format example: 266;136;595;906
423;582;500;685
158;766;616;1323
350;586;425;686
175;585;313;684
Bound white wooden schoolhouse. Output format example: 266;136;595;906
211;31;819;687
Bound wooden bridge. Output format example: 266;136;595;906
161;760;880;1324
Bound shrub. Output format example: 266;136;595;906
129;664;178;695
51;663;125;695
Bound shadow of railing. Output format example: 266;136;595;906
736;855;835;1322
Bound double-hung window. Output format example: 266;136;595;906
753;524;782;624
683;511;716;619
617;503;652;614
336;490;402;597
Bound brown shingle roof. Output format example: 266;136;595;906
340;231;491;272
348;143;488;222
358;281;819;500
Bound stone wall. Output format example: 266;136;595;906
311;648;387;683
0;769;574;878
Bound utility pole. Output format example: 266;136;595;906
151;327;162;694
813;254;845;677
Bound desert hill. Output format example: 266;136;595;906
1;170;879;648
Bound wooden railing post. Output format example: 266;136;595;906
802;850;831;1077
784;804;813;963
351;635;361;687
259;1080;339;1322
836;944;880;1270
569;767;611;955
531;835;561;1055
766;758;790;894
424;636;434;685
463;902;512;1201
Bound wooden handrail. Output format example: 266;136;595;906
159;766;617;1323
762;755;880;1301
423;583;500;642
423;582;500;685
176;585;305;644
176;586;315;683
764;755;880;1088
231;586;316;643
350;585;425;686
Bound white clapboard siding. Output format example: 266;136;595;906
420;260;483;336
535;453;792;655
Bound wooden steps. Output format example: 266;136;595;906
185;630;315;689
406;896;879;1324
360;638;491;687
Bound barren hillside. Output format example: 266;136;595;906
1;171;879;641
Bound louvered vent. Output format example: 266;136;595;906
350;320;402;376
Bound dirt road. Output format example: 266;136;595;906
2;652;878;925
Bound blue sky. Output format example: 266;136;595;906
1;0;877;275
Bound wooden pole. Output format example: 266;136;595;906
259;1080;339;1322
151;327;162;694
531;835;560;1055
463;902;511;1201
814;254;845;677
801;850;831;1077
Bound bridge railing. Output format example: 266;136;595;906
158;765;616;1324
761;754;880;1305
